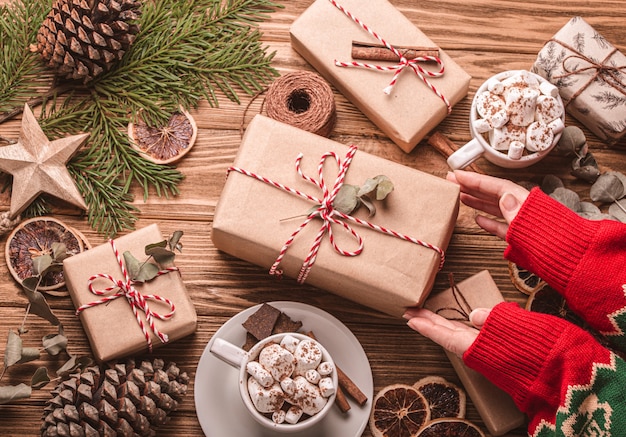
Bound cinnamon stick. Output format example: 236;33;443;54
352;41;439;62
306;331;369;407
335;386;351;413
427;131;485;174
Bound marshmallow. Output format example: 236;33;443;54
272;410;286;424
549;117;565;135
505;87;539;126
246;361;274;388
280;335;300;354
318;362;334;376
259;343;295;382
539;80;559;98
489;108;509;129
489;124;526;151
526;122;554;152
293;340;323;376
507;140;525;160
285;406;303;425
319;377;335;398
292;376;327;416
486;77;504;94
473;117;492;134
247;378;285;413
475;91;505;119
535;95;562;124
305;369;321;385
280;377;296;396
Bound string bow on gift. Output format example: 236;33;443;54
75;239;177;352
552;40;626;105
228;145;445;284
329;0;451;113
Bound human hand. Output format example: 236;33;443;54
447;170;530;240
403;307;491;358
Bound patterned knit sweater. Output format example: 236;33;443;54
463;188;626;437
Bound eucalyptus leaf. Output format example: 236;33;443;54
56;355;94;378
169;230;184;252
571;152;600;183
554;125;587;157
31;367;50;390
578;201;601;216
20;286;60;326
609;199;626;222
606;171;626;190
51;242;69;263
4;330;23;368
541;174;564;194
123;251;160;282
590;173;625;203
374;175;394;200
42;333;67;356
31;255;52;277
550;187;581;212
333;184;360;214
17;347;40;364
359;196;376;217
0;383;31;404
357;177;378;198
146;246;176;268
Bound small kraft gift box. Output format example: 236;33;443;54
532;16;626;144
64;224;197;362
290;0;471;153
424;270;526;436
212;114;460;318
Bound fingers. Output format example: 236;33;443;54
475;215;509;240
403;308;478;357
469;308;491;328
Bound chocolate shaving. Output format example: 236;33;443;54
241;303;281;341
272;311;303;335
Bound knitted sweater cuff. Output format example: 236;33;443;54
504;188;599;292
462;302;567;410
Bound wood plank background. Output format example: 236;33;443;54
0;0;625;436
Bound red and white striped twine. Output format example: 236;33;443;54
75;239;177;352
329;0;451;113
227;145;445;284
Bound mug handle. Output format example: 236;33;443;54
447;138;484;170
210;337;247;368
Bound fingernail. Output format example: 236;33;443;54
469;308;490;327
500;192;519;213
402;311;411;320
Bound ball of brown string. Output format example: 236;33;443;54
264;71;336;137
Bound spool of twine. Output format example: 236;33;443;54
264;71;337;137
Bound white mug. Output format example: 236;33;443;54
210;332;338;433
447;70;565;169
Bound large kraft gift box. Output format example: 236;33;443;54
532;16;626;144
212;115;459;317
64;224;198;362
424;270;526;436
290;0;471;153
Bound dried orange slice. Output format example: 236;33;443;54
5;217;85;295
508;261;546;295
415;417;485;437
413;376;466;420
526;286;585;327
370;384;430;437
128;108;197;165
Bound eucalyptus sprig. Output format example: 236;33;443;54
0;243;93;404
332;175;394;217
123;231;184;282
1;0;282;236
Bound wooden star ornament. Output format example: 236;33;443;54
0;104;89;219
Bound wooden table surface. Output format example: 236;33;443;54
1;1;625;436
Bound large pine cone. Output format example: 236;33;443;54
34;0;141;83
41;358;189;437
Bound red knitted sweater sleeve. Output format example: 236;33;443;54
504;187;626;351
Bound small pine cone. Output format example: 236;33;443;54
41;358;188;437
33;0;141;83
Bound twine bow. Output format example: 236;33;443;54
75;239;177;352
329;0;451;113
551;39;626;106
227;145;445;284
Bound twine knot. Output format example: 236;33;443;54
75;239;177;352
329;0;451;112
227;145;445;284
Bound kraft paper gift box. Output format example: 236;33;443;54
212;115;459;317
64;224;197;362
424;270;526;436
532;16;626;144
290;0;471;153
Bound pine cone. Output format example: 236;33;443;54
33;0;141;83
41;358;189;437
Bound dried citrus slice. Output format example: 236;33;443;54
5;217;85;295
370;384;430;437
415;418;485;437
413;376;466;419
128;108;197;165
508;261;546;295
526;286;585;327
